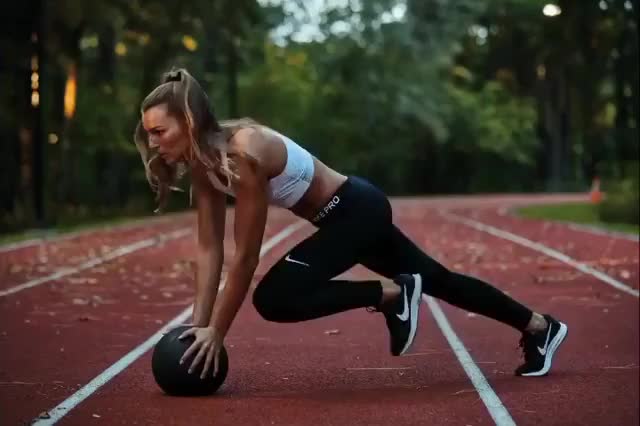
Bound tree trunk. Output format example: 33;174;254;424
577;3;599;183
540;61;569;191
59;25;83;208
0;1;35;228
614;9;639;178
32;0;47;227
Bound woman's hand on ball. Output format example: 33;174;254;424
178;326;224;379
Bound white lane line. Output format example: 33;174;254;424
0;213;187;254
425;295;517;426
441;211;639;298
0;228;192;298
32;220;306;426
0;237;50;253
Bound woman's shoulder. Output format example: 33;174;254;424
227;126;266;156
223;120;278;154
224;123;288;178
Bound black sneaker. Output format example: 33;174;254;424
382;274;423;356
515;314;568;377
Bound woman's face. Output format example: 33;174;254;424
142;104;190;164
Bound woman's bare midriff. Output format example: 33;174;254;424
289;157;348;221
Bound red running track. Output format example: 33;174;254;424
0;195;637;426
0;213;192;293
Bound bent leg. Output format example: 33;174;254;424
252;187;392;322
252;226;382;322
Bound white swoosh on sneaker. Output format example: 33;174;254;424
396;289;409;321
537;324;552;356
285;255;310;267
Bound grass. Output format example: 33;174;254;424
0;214;156;246
516;202;639;235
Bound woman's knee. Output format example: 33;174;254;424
252;279;280;321
374;195;392;226
252;274;300;322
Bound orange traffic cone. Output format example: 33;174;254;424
589;177;603;204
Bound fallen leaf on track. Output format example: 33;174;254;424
452;389;475;396
602;364;637;369
77;315;100;322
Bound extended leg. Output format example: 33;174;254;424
359;224;533;331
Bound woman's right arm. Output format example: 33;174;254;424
191;168;227;327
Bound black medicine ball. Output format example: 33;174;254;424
151;325;229;396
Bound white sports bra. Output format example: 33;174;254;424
206;130;315;208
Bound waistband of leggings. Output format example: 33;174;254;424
309;177;355;225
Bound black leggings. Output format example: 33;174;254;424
253;176;533;331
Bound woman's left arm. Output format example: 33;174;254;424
212;146;269;336
178;129;269;378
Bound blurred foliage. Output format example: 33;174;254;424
598;162;639;226
1;0;638;232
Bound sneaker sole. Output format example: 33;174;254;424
521;321;568;377
398;274;422;356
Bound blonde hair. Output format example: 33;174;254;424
133;68;258;213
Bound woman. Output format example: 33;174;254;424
135;68;567;381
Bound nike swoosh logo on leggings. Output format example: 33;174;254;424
285;255;310;267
